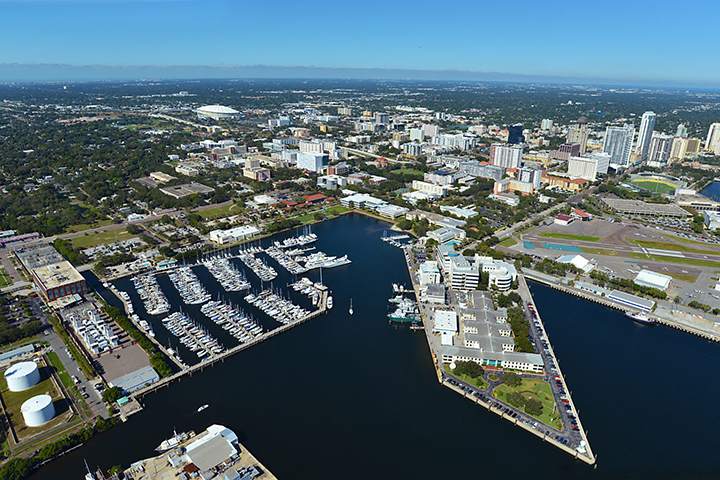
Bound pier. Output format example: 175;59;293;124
402;246;596;465
522;268;720;343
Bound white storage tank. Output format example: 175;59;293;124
5;361;41;392
21;395;55;427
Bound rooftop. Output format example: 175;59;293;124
32;261;84;290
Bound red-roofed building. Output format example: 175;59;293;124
280;200;299;210
375;157;389;168
572;208;592;221
554;215;574;226
302;193;327;204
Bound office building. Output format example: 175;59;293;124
603;124;635;167
671;137;701;160
646;134;674;168
567;117;589;153
296;152;329;173
549;142;581;161
490;143;523;168
459;161;505;181
516;167;542;188
540;119;554;131
568;156;599;181
411;180;448;197
676;124;687;138
423;124;440;137
705;123;720;154
409;128;425;142
374;112;390;125
507;124;524;144
636;111;657;160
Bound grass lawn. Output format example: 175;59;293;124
443;365;488;389
390;168;424;177
493;378;562;430
581;247;619;256
659;232;711;245
46;352;72;389
71;228;137;249
0;268;12;288
292;205;350;224
655;271;698;283
539;232;600;242
66;219;114;234
627;239;720;255
631;180;676;195
198;203;238;219
499;237;518;248
628;252;720;269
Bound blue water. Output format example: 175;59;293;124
30;214;720;480
524;241;535;249
542;243;584;252
700;180;720;202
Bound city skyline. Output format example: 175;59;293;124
2;0;720;87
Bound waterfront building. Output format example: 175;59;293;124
433;310;458;346
447;254;480;291
375;204;409;219
603;124;635;167
209;225;261;245
490;144;523;169
427;226;466;243
419;261;441;285
567;117;589;154
634;269;672;291
636;111;657;160
646;134;674;168
424;283;446;304
607;290;655;311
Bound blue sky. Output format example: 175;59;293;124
1;0;718;85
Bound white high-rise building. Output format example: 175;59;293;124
409;128;425;142
705;123;720;154
603;124;635;167
540;119;554;131
568;156;600;181
490;144;523;169
296;152;329;173
516;167;542;189
646;134;674;168
585;152;610;175
636;111;657;160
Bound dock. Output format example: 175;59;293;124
402;246;596;465
522;268;720;343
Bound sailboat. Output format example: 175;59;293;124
349;299;354;315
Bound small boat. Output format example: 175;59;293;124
349;298;353;316
625;311;656;325
197;404;209;412
327;296;334;310
84;460;96;480
155;430;188;452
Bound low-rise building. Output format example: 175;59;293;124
634;269;672;291
419;260;441;285
703;210;720;230
433;310;458;346
427;226;466;243
175;164;199;176
209;225;261;245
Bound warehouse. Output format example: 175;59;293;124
634;269;672;291
607;290;655;311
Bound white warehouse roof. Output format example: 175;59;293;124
433;310;458;334
557;254;594;273
634;269;672;291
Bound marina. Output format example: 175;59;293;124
131;274;170;316
244;289;313;324
202;255;251;292
200;299;264;343
168;266;212;305
161;311;224;359
238;247;278;282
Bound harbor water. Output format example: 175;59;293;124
32;213;720;479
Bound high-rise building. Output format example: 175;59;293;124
603;124;635;167
636;111;657;160
646;134;674;168
670;136;701;161
567;117;589;154
516;167;542;189
540;119;554;131
676;124;687;138
567;152;610;181
423;124;440;137
585;152;611;175
705;123;720;154
507;124;524;144
409;128;425;142
338;107;353;116
374;112;390;125
490;144;523;169
550;143;581;161
296;152;329;173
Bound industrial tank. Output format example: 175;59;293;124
21;394;55;427
5;361;40;392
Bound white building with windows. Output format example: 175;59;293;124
603;124;635;167
296;152;329;173
209;225;260;245
433;310;458;346
490;144;523;169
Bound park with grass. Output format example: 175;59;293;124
71;228;137;249
198;203;239;219
498;237;518;248
493;373;562;430
443;362;489;390
539;232;601;242
0;268;12;288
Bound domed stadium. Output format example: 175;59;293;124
195;105;241;120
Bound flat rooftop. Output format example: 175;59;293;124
601;198;691;217
159;183;215;199
32;260;84;290
14;243;64;270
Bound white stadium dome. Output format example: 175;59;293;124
5;361;40;392
21;394;55;427
195;105;240;120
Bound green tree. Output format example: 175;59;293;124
454;360;484;379
524;398;543;416
502;372;522;387
102;386;123;403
